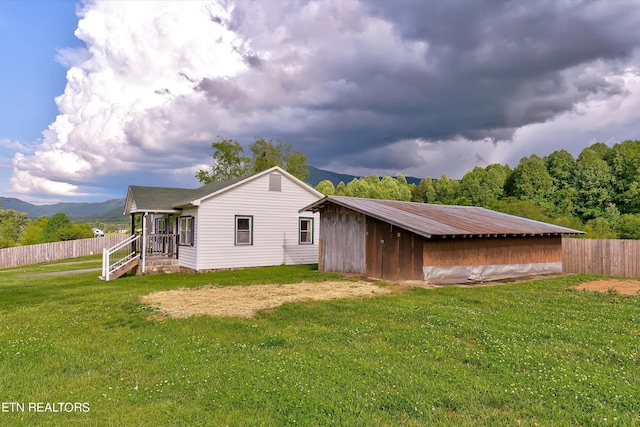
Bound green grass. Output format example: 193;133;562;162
0;263;638;426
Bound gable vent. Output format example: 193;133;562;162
269;173;282;192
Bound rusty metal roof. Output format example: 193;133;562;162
301;196;583;238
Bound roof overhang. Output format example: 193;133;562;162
127;209;181;215
301;196;584;239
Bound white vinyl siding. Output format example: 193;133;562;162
193;172;320;270
177;208;197;270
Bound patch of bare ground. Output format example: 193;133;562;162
572;279;640;295
140;281;395;319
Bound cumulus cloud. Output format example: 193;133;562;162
12;0;247;197
10;0;640;198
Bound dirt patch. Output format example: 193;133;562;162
140;280;394;319
573;279;640;295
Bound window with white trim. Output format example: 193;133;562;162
235;215;253;245
179;216;194;246
299;217;314;244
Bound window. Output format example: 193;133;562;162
299;217;314;244
235;215;253;245
155;217;167;234
179;216;194;246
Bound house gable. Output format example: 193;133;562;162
179;166;322;208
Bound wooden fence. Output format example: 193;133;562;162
562;238;640;278
0;235;128;269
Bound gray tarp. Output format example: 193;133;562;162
422;262;562;284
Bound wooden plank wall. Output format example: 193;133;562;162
423;236;562;266
562;238;640;277
365;218;423;280
319;205;366;274
0;235;127;269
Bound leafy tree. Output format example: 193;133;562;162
458;165;505;206
553;215;584;231
458;167;486;206
0;209;30;248
511;154;555;209
346;177;373;198
249;137;309;182
617;214;640;239
603;203;621;230
395;175;413;201
42;213;74;243
608;140;640;213
414;178;436;203
487;197;555;224
344;175;413;201
484;164;509;199
195;137;249;184
315;180;335;195
334;181;351;196
433;174;460;205
546;150;575;184
378;175;410;201
573;147;614;220
587;142;611;160
57;224;94;241
582;217;618;239
196;136;310;184
20;216;49;245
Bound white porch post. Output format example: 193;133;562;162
102;247;109;281
141;212;147;275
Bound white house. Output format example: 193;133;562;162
114;166;322;277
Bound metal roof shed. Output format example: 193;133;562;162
302;196;582;284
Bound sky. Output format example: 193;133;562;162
1;0;639;203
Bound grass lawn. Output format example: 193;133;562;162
0;262;638;426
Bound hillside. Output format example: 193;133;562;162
0;197;126;220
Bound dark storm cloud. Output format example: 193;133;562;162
240;0;640;170
357;0;638;127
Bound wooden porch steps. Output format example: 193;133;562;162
99;258;139;281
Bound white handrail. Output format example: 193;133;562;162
101;234;141;281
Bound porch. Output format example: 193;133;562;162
146;233;179;258
100;233;179;281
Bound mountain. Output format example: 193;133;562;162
0;197;126;220
307;166;422;187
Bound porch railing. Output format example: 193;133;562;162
101;234;141;281
146;234;178;258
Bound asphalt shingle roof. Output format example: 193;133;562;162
125;174;260;213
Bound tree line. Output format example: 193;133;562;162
4;137;637;247
314;140;640;239
0;210;94;248
197;137;640;239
